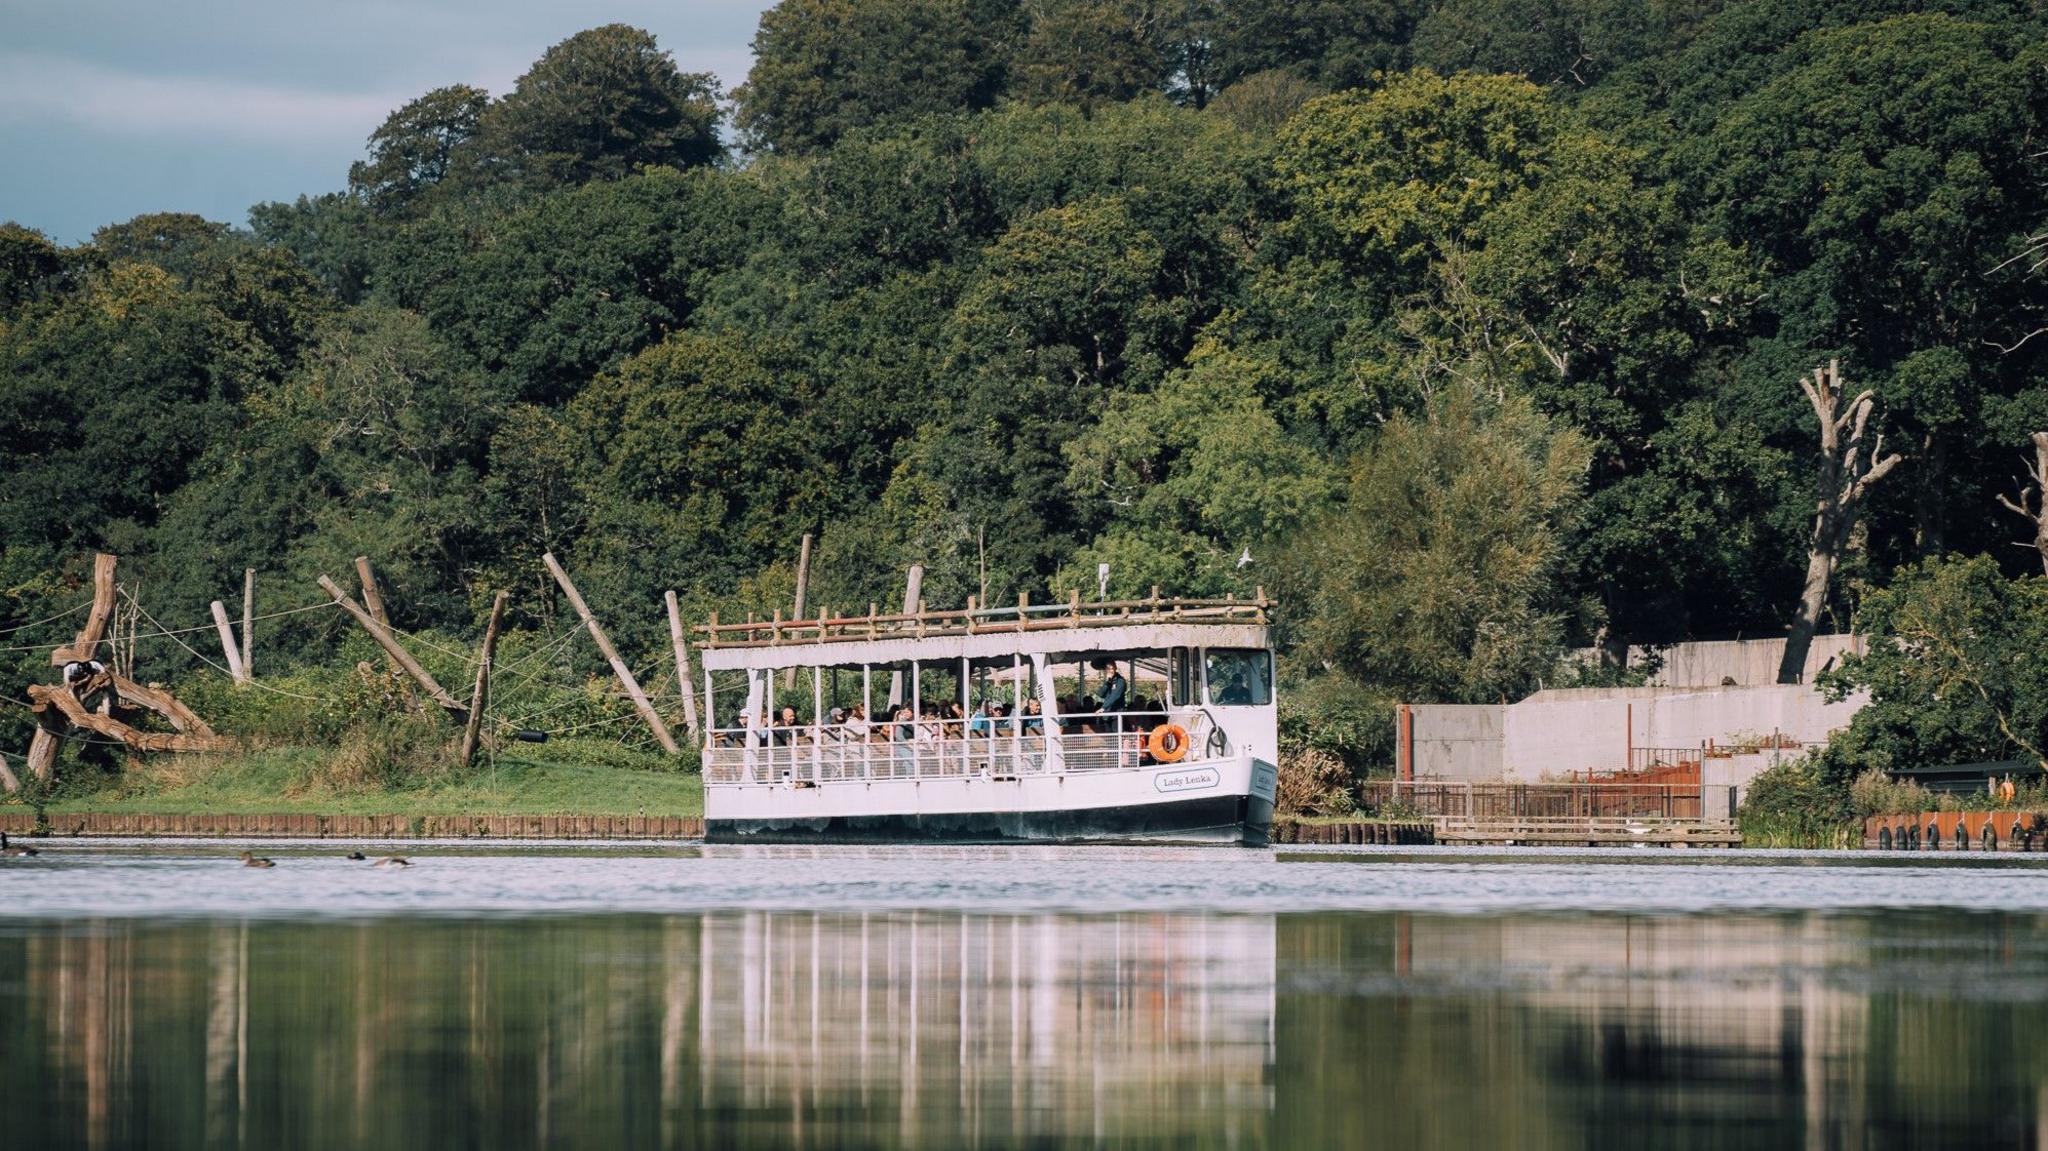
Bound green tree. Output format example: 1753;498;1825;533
1821;554;2048;774
1060;343;1337;596
473;25;721;188
1282;384;1592;703
736;0;1024;154
564;331;829;637
1411;0;1715;89
1696;14;2048;555
1198;0;1427;91
0;223;66;320
348;85;490;213
1009;0;1179;107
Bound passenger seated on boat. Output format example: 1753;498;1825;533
968;699;992;737
1021;697;1046;734
891;706;917;773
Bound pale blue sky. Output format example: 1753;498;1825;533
0;1;774;243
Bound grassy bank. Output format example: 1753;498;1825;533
6;743;704;818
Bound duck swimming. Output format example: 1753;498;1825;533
371;856;411;868
0;832;37;857
345;851;366;861
240;851;276;868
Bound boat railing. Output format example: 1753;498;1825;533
695;590;1268;649
702;710;1226;785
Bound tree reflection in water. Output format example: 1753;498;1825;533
2;910;2045;1148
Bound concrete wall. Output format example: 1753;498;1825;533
1407;682;1865;800
1409;704;1504;782
1572;634;1866;687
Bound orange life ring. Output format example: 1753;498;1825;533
1148;723;1191;763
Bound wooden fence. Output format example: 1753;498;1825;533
1361;780;1704;820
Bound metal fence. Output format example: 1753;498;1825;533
1361;780;1704;820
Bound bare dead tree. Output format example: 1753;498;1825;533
1777;360;1905;684
1995;432;2048;576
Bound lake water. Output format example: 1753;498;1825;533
4;843;2046;1148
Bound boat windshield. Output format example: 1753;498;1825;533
1204;648;1271;707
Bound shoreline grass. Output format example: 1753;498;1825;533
4;745;704;818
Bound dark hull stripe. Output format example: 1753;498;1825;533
707;793;1274;847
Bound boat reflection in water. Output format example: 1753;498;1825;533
5;907;2048;1147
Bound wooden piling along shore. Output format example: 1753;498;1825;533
0;810;706;840
1272;819;1436;845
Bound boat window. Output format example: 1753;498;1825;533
1203;649;1272;707
1170;647;1194;707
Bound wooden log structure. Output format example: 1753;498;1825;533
49;552;118;666
316;575;467;720
19;552;120;789
542;553;679;754
27;682;231;753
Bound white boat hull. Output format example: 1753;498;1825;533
705;755;1277;846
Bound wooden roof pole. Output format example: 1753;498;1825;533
543;553;679;755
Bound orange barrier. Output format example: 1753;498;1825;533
1864;810;2042;851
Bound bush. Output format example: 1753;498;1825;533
1738;756;1855;848
1278;671;1394;776
304;711;457;792
1846;769;1935;818
1276;745;1353;815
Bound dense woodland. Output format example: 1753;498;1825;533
4;0;2048;786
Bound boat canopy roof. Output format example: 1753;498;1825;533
695;596;1270;673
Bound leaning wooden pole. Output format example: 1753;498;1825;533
316;575;467;719
543;553;680;754
665;591;701;738
210;601;250;684
460;591;508;767
241;568;255;678
784;533;813;690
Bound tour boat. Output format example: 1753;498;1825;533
696;595;1279;845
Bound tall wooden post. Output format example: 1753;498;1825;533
460;592;508;767
784;533;813;690
542;553;679;754
888;564;924;707
665;591;701;738
317;575;466;719
210;601;249;684
241;569;255;678
354;556;400;675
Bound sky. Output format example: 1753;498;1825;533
0;0;775;244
